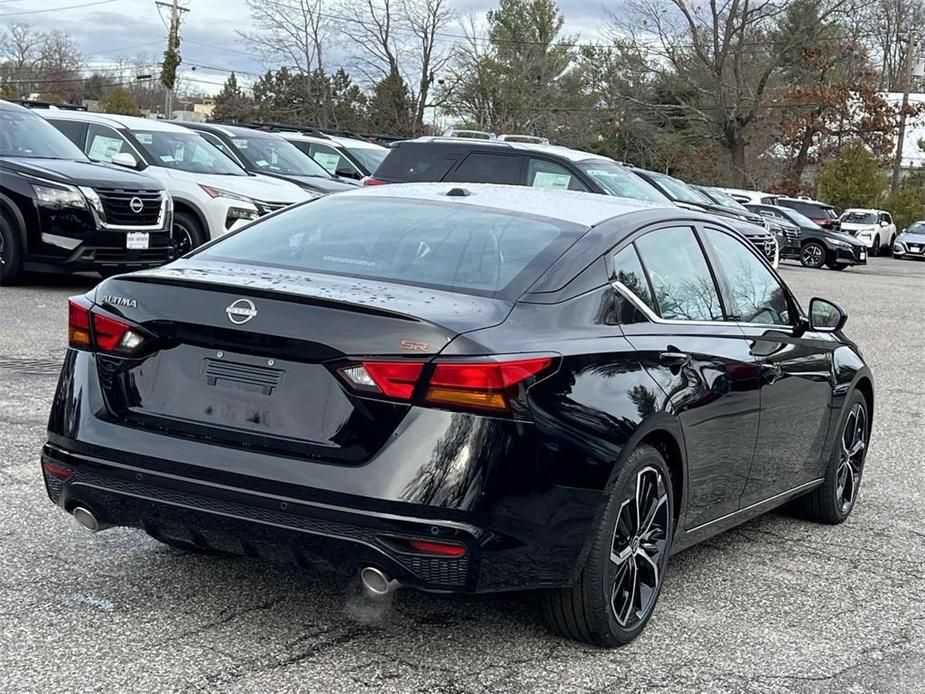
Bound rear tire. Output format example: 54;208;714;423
0;211;23;286
543;445;673;647
173;211;207;256
800;241;827;269
792;391;869;525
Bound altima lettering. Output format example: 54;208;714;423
100;295;137;309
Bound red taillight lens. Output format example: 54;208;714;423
363;176;388;186
338;361;424;399
68;298;93;350
425;357;554;412
335;356;554;413
67;296;145;355
407;539;467;557
42;459;73;480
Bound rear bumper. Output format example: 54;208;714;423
41;442;598;593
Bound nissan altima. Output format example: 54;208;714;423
41;184;873;647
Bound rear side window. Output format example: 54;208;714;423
635;227;723;321
49;119;87;149
611;245;657;323
448;153;522;185
199;196;584;298
527;159;587;191
375;146;458;182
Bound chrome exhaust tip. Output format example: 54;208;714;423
71;506;103;532
360;566;400;597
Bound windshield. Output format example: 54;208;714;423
577;161;670;203
0;110;87;160
133;131;245;175
231;135;333;178
648;172;710;204
783;200;837;220
840;211;877;224
199;196;583;298
906;222;925;234
344;144;387;173
780;207;822;229
704;188;750;212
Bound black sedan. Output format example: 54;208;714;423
747;203;867;270
42;184;874;647
893;221;925;260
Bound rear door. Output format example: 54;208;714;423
613;225;761;529
699;226;835;504
445;152;524;185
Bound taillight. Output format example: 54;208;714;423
425;358;554;411
407;539;467;557
334;356;555;414
68;297;93;349
363;177;388;186
67;296;146;356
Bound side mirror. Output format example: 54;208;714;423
111;152;138;169
880;220;889;227
809;297;847;332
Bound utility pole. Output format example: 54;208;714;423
892;34;917;192
155;0;188;118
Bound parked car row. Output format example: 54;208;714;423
363;131;879;271
0;100;389;284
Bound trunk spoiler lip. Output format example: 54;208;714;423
110;273;428;323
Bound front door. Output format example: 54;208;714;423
699;226;835;505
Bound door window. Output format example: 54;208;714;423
86;124;134;164
527;159;588;191
611;245;657;321
449;153;522;185
703;227;790;325
309;143;360;178
50;119;88;149
634;227;724;322
200;133;243;166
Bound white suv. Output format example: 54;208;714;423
276;131;389;180
40;111;314;253
838;208;896;256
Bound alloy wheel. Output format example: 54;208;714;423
801;243;824;268
174;224;194;256
836;403;867;513
609;466;669;628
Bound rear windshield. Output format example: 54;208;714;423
374;145;458;182
198;196;584;298
781;200;836;219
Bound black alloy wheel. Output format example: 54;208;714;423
800;241;827;269
544;445;673;646
173;211;206;256
793;391;869;524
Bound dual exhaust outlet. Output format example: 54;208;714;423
71;507;402;597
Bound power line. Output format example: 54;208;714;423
0;0;120;16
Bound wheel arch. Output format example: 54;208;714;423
0;192;28;246
171;198;209;236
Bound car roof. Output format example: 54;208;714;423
36;109;191;132
332;182;672;227
842;208;880;214
185;122;284;140
0;99;30;113
400;137;616;164
328;135;388;151
777;196;834;208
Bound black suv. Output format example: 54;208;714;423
0;101;173;284
368;137;670;204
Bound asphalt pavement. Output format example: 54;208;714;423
0;257;923;693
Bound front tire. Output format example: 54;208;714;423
871;235;880;257
0;211;23;286
793;391;869;524
800;241;827;269
543;445;673;647
173;211;207;256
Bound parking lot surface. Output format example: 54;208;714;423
0;258;923;694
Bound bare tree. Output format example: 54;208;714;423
868;0;925;90
240;0;332;124
0;23;45;94
339;0;453;134
615;0;856;185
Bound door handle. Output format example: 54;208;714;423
760;363;782;384
659;351;691;368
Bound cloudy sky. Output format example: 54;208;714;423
0;0;613;94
